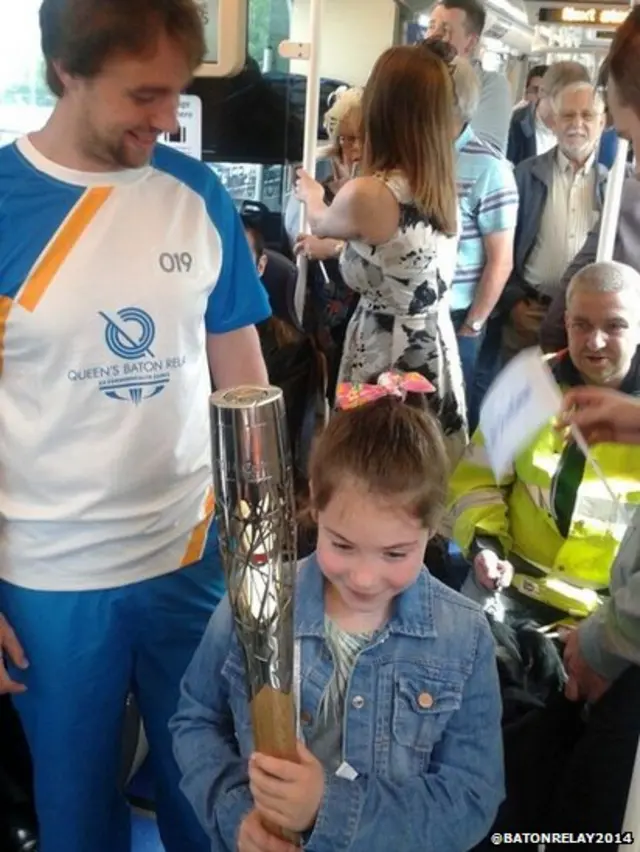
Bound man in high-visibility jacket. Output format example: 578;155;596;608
448;260;640;626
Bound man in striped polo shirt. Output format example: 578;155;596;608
449;57;519;430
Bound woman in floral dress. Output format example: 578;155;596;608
296;44;467;465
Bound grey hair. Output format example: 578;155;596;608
542;61;590;100
551;81;605;115
566;261;640;306
451;57;481;123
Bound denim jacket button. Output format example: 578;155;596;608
351;695;365;709
418;692;434;709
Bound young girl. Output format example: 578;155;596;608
170;372;504;852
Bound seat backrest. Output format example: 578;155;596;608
262;249;302;332
240;199;270;221
258;249;329;485
240;200;291;258
258;321;328;481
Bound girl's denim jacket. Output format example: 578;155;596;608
170;554;505;851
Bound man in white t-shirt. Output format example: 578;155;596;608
0;2;271;852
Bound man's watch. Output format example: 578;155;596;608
464;318;484;333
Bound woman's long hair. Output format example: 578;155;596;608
360;45;458;236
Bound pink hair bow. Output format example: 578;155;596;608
336;370;435;410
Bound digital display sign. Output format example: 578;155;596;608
538;6;629;25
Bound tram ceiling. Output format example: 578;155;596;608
398;0;434;13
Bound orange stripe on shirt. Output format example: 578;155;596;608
180;487;216;567
18;187;113;313
0;295;13;378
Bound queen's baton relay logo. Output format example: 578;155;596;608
67;306;186;404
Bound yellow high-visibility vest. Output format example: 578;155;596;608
447;393;640;608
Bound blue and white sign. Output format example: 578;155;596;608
160;95;202;161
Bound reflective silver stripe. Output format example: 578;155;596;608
511;549;611;592
447;490;505;527
511;573;603;617
523;481;552;513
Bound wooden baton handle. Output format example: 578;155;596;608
250;684;301;847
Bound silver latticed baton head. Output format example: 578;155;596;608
210;386;298;700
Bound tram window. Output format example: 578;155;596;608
246;0;291;71
0;0;54;146
248;0;275;66
210;163;286;213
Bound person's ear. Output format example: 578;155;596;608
54;61;78;95
258;252;268;277
466;32;479;56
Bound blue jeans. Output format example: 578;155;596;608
468;315;505;433
0;558;222;852
451;310;485;414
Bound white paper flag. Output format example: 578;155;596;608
479;348;562;480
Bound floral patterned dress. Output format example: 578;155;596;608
338;172;468;465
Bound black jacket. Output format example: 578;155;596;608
507;104;537;166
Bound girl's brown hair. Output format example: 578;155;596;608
308;392;449;532
360;45;458;236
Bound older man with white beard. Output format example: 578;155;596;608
498;82;607;362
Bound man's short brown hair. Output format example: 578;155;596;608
40;0;207;97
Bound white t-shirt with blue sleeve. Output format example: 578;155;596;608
0;137;271;591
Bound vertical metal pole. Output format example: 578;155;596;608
620;740;640;851
596;137;629;262
293;0;323;325
598;137;639;852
